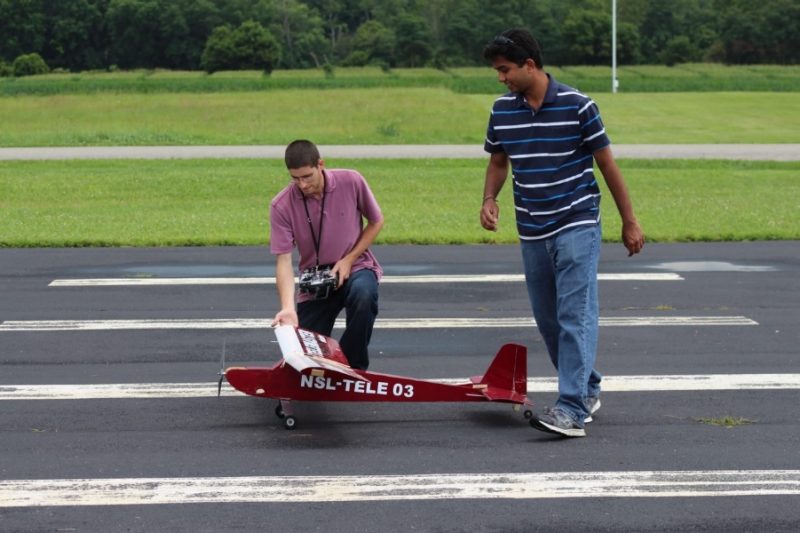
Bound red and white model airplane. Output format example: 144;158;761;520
223;325;533;429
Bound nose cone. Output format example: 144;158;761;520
225;367;273;397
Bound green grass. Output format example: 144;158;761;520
1;159;798;247
3;64;799;96
607;160;800;242
3;69;797;247
694;416;755;428
592;92;800;143
0;88;484;146
1;90;798;147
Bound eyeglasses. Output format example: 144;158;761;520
491;35;516;46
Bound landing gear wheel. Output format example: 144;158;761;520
284;416;297;430
275;403;285;419
523;409;534;420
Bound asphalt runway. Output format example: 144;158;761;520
1;242;799;532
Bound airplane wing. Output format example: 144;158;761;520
274;325;367;382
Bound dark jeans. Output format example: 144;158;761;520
297;268;379;370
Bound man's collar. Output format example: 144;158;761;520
542;73;559;105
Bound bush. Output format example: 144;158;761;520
13;53;50;77
0;60;13;77
201;21;282;74
661;36;697;67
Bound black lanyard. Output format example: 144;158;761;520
301;177;326;267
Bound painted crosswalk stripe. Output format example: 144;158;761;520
2;470;799;507
48;272;683;287
0;315;758;332
3;374;798;400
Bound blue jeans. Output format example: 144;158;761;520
520;224;602;425
297;268;379;370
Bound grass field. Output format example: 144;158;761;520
1;159;798;247
3;66;798;247
2;64;799;96
1;90;798;146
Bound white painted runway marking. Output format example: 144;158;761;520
48;273;683;286
2;470;799;507
0;315;758;332
3;374;797;400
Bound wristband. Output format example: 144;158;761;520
483;195;496;202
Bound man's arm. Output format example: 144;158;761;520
271;252;298;326
333;216;384;283
480;151;509;231
593;146;645;256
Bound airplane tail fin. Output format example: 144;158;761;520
476;343;528;400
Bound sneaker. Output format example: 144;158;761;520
530;407;586;438
584;396;601;423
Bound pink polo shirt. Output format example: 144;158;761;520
270;168;383;293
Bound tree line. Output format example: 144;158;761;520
1;0;798;76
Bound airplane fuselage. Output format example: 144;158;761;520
225;362;514;403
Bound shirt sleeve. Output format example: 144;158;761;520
269;201;295;256
356;173;383;223
579;99;611;153
483;110;504;154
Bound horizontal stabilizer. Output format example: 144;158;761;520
480;386;529;404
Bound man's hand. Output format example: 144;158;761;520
329;217;383;289
331;256;354;287
271;308;299;327
481;152;508;232
480;197;500;231
622;219;645;257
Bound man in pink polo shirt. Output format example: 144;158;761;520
269;140;384;370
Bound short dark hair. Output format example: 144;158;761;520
483;28;544;69
285;139;320;169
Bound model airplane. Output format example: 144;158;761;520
223;325;533;429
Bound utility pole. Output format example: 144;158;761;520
612;0;618;93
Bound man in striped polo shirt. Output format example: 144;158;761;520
480;29;645;437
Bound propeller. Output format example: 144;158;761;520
217;339;226;397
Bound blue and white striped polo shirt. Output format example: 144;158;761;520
484;74;611;240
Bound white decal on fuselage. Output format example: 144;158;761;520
299;374;414;398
